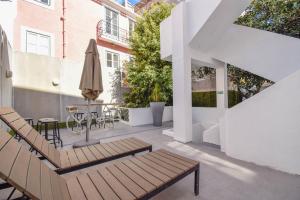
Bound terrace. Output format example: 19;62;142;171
1;123;299;200
0;0;300;199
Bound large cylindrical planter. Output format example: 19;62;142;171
150;102;165;126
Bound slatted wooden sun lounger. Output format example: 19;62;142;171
0;107;152;174
0;131;200;200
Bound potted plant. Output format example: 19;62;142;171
150;83;165;126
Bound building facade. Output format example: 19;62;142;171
7;0;138;120
13;0;136;62
13;0;137;96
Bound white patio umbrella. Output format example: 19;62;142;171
75;39;103;147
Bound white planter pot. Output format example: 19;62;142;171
127;106;173;126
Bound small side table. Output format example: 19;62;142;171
37;118;63;148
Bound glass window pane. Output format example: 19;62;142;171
26;31;37;43
107;52;112;67
39;46;50;56
26;31;50;56
113;54;119;68
26;43;37;54
113;54;119;62
34;0;50;6
39;35;50;46
113;61;119;68
107;53;112;61
107;60;112;67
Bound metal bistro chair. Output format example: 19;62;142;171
101;104;120;128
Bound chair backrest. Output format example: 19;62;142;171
0;130;69;200
0;107;61;168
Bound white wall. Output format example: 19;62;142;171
0;0;17;45
160;0;300;175
98;46;131;103
222;69;300;175
128;106;173;126
210;24;300;82
192;107;225;126
160;16;172;60
161;0;300;83
188;0;251;51
186;0;221;42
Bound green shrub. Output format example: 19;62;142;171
192;91;216;107
228;90;242;108
192;90;242;108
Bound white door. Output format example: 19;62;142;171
105;8;119;39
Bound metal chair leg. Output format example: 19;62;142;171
56;122;63;147
52;124;57;149
194;167;200;196
7;188;16;200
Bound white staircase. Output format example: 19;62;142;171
160;0;300;174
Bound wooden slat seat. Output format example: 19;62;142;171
0;131;200;200
0;107;152;174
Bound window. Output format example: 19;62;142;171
129;19;135;37
107;51;119;68
105;8;119;37
34;0;51;6
26;31;51;56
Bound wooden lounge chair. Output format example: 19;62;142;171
0;107;152;174
0;131;200;200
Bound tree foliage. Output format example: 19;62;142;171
229;0;300;99
228;65;273;100
124;2;174;108
236;0;300;38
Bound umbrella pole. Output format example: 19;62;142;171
73;99;99;148
86;99;91;142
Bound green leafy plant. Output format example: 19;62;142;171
124;2;174;108
150;83;165;102
236;0;300;38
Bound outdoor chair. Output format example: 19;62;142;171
0;107;152;174
0;130;200;200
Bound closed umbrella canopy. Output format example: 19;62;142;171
0;25;10;74
79;39;103;100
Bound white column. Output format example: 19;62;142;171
215;61;228;108
172;2;193;143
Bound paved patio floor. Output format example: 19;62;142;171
1;122;300;200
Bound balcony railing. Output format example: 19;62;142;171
97;20;130;45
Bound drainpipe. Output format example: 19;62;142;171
61;0;66;58
59;0;66;121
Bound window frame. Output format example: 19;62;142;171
21;26;55;57
129;19;135;37
106;51;120;69
34;0;51;6
24;0;54;9
105;7;119;38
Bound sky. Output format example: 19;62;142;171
115;0;141;6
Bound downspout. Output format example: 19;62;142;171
61;0;66;58
59;0;66;121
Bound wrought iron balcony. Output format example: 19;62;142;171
97;20;130;45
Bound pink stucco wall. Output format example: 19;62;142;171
14;0;101;60
13;0;135;60
14;0;63;58
64;0;101;61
